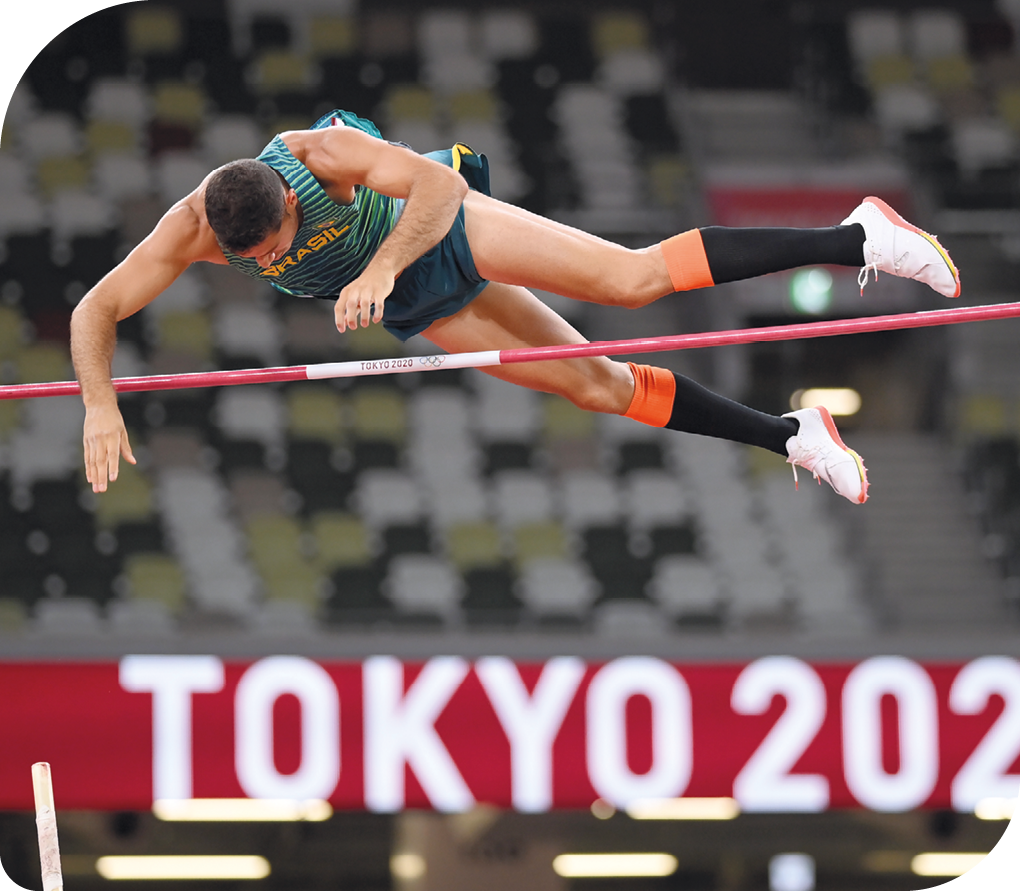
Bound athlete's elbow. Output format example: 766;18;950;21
73;282;126;328
449;167;469;202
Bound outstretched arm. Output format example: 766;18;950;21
72;204;209;492
290;127;469;332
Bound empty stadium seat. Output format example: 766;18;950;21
516;557;598;621
383;553;463;621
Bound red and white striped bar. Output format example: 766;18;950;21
3;301;1020;400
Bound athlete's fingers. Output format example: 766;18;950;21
359;290;373;327
106;445;120;488
83;438;94;486
120;432;137;467
90;439;110;493
345;291;362;330
338;295;350;334
336;289;356;332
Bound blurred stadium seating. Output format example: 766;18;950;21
1;0;1017;641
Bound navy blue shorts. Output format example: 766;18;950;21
382;145;491;342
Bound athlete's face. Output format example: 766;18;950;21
240;189;301;268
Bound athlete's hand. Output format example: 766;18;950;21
335;267;395;333
83;401;136;493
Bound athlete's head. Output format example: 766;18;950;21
205;159;291;255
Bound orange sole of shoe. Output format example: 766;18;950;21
815;405;869;504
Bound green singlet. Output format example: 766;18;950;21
224;109;491;341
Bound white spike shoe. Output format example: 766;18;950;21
783;406;869;504
842;196;961;298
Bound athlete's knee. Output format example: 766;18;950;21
563;362;633;414
597;248;667;309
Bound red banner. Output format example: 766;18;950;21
706;187;913;229
1;657;1019;813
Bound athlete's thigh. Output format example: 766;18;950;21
421;281;633;413
461;192;669;303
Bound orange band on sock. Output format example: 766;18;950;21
660;229;715;292
624;363;676;428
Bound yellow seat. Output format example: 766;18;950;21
310;511;374;571
385;85;436;121
156;311;214;359
1;121;15;152
998;87;1020;132
94;463;153;527
36;156;90;197
512;521;570;568
866;54;915;89
0;598;27;633
15;345;71;384
592;12;649;58
245;515;306;577
343;320;396;357
261;563;324;609
926;54;974;92
309;16;357;58
0;401;20;441
87;120;139;154
287;385;346;443
125;6;183;55
351;387;406;444
0;305;23;359
543;395;596;440
153;83;206;127
450;90;498;123
254;51;316;93
960;394;1006;436
123;554;187;613
446;521;504;570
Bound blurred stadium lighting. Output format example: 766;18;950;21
625;797;740;820
153;798;332;822
911;853;988;877
789;268;833;314
769;854;815;891
552;853;679;877
95;856;271;880
790;388;862;416
390;853;427;880
975;797;1017;820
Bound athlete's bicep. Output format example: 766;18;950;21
306;127;460;199
83;206;203;320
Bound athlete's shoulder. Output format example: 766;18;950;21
280;123;376;162
148;187;224;265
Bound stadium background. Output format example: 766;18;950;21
1;1;1020;890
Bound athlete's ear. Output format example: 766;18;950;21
284;188;299;208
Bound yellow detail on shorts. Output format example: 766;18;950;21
451;143;474;173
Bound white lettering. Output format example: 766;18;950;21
732;656;829;812
363;656;473;813
950;656;1020;810
119;656;224;800
586;657;692;807
235;657;340;801
843;657;939;812
476;657;585;813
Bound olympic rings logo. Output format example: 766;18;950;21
418;356;448;368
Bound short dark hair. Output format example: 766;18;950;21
204;159;287;254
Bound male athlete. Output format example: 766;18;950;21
71;110;961;503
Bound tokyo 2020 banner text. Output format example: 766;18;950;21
0;656;1018;813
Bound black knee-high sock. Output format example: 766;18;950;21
666;372;797;456
699;223;866;284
